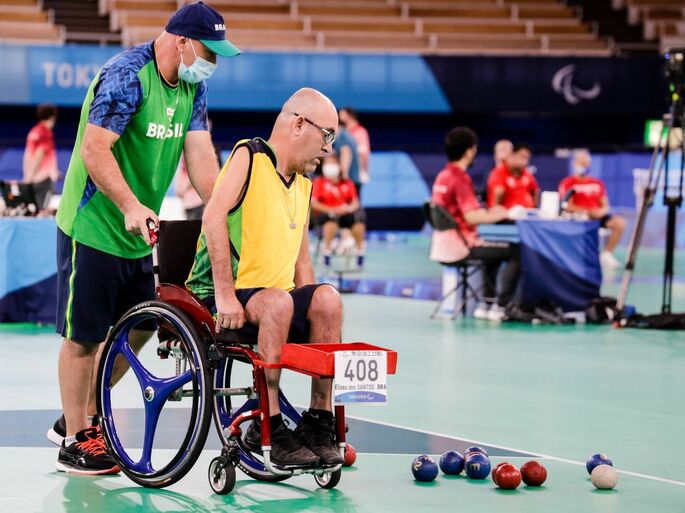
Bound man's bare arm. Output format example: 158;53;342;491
80;123;157;244
294;212;315;287
203;146;250;331
183;130;219;204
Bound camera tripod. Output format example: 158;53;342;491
616;94;685;319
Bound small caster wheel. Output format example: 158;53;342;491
208;456;236;494
315;468;341;489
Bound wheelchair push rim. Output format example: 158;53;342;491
97;301;213;488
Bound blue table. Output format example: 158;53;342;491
0;218;57;323
479;219;601;311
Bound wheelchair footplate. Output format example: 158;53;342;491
220;342;398;487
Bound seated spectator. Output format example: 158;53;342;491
431;127;520;321
312;155;365;269
487;143;539;209
560;150;625;269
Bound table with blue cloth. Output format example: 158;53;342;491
0;217;57;323
479;219;602;311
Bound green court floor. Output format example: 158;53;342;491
1;237;684;512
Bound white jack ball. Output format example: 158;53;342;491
591;464;618;490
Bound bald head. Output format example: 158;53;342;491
277;88;337;129
573;149;591;169
269;88;339;175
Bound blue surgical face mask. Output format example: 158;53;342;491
178;41;217;83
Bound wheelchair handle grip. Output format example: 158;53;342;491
147;218;159;247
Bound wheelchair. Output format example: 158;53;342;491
95;220;397;494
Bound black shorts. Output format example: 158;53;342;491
203;283;330;344
600;214;613;228
56;228;155;344
317;212;356;229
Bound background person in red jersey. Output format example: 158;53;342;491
487;142;539;210
312;154;365;269
431;127;520;321
23;103;59;210
559;150;626;269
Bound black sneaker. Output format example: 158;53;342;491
55;427;120;475
244;419;320;467
47;414;98;447
294;411;344;465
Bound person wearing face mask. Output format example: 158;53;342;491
50;1;240;475
186;88;345;467
311;155;364;269
559;150;625;269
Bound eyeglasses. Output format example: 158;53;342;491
289;112;335;145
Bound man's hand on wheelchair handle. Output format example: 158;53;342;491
215;293;246;333
123;201;159;246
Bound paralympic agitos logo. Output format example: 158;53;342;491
552;64;601;105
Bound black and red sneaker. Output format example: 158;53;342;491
55;427;120;475
47;414;98;447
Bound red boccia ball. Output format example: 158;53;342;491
495;463;521;490
491;462;510;486
520;460;547;486
344;444;357;467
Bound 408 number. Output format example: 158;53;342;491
344;359;379;382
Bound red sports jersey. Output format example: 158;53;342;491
312;177;358;208
431;163;480;247
559;175;606;210
487;163;538;209
24;123;58;183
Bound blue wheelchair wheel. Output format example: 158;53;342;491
97;301;213;488
213;357;301;482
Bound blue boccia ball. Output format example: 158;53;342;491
464;452;491;480
463;446;489;460
586;453;613;475
439;450;465;475
412;455;439;482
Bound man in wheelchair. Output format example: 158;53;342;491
185;88;344;467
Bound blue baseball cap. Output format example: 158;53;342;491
166;1;240;57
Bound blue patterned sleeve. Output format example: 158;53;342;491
188;80;209;131
87;67;143;135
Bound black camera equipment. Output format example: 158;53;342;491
616;48;685;328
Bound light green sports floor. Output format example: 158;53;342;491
1;237;684;512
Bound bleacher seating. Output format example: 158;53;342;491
620;0;685;52
105;0;612;56
0;0;65;44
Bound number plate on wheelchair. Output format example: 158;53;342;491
334;350;388;405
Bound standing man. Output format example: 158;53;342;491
339;107;371;193
332;120;365;259
50;1;240;475
559;150;625;269
186;88;345;466
487;143;539;209
23;103;59;209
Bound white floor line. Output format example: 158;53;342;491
340;412;685;488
